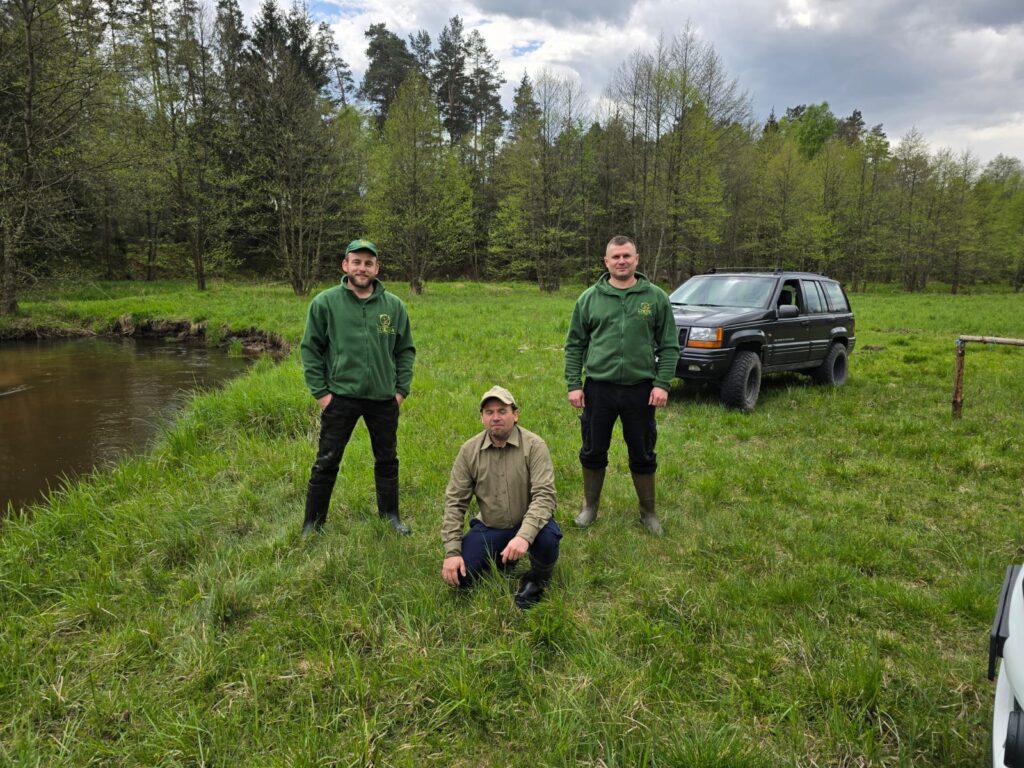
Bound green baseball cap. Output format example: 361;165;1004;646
344;238;379;258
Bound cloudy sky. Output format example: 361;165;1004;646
247;0;1024;164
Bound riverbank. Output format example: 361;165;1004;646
2;281;1023;765
0;280;291;354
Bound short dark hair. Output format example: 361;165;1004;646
606;235;636;249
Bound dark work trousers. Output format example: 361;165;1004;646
579;378;657;474
458;518;562;586
303;394;399;529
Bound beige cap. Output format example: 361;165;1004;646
479;385;517;410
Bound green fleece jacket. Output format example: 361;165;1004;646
564;272;680;390
301;277;415;401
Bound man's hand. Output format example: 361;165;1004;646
568;389;585;409
649;387;669;407
395;393;405;406
317;393;333;411
500;536;529;564
442;556;466;586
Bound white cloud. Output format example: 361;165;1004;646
235;0;1024;162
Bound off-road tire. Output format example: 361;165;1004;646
813;343;848;385
720;350;762;411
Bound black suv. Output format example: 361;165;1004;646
670;270;856;411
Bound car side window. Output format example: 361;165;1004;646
801;280;825;313
777;281;799;309
822;281;849;312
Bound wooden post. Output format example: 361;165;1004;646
951;335;1024;418
952;338;966;419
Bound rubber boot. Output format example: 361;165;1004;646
302;483;332;535
514;556;554;610
375;476;410;536
574;467;606;527
631;471;663;535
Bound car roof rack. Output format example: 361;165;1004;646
705;266;784;274
704;267;833;278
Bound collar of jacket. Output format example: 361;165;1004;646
480;425;522;451
595;271;651;295
340;275;384;299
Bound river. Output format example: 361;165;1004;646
0;337;251;512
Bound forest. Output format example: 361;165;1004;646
3;0;1024;314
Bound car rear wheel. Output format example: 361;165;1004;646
720;350;761;411
813;343;848;385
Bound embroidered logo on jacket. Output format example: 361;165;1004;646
378;314;396;334
639;302;653;317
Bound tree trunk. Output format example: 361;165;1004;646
195;248;206;290
538;272;560;292
146;210;156;281
2;223;18;316
102;209;114;279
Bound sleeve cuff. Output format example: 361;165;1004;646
516;522;540;545
443;536;463;557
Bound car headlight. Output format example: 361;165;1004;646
687;327;723;348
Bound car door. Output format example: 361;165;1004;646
766;279;810;365
801;279;833;364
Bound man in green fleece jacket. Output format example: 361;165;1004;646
564;235;680;534
300;239;416;535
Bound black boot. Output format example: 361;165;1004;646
574;467;605;527
302;483;332;535
514;557;554;610
375;476;410;536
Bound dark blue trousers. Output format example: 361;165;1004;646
459;518;562;586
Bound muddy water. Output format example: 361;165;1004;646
0;338;251;511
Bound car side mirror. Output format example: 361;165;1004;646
777;304;799;319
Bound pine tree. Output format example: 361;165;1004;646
431;16;470;144
1;0;111;313
238;0;356;294
365;73;472;293
358;23;417;128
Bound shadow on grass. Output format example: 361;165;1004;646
670;370;821;410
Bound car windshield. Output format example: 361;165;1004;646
670;275;776;309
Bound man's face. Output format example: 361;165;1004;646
604;242;639;282
343;251;380;288
480;399;519;443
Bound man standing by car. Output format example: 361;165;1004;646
441;386;561;609
300;239;415;536
564;235;679;535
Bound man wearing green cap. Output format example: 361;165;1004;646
441;385;561;609
300;239;416;535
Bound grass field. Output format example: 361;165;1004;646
1;279;1023;766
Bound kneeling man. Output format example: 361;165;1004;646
441;386;562;609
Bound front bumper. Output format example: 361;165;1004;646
674;347;735;380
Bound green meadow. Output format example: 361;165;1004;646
2;280;1023;766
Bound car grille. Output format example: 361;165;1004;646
677;328;688;346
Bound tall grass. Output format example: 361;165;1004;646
1;280;1022;765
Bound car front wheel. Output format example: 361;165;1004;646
813;343;848;386
720;350;762;411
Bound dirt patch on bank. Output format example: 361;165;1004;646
1;315;289;357
0;323;96;341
